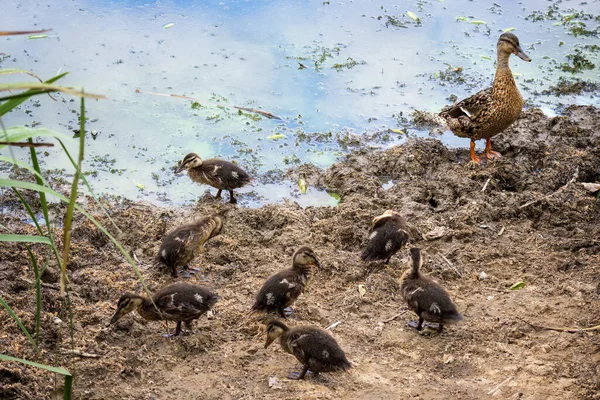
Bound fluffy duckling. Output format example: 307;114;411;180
264;320;352;380
156;215;223;278
399;248;462;333
175;152;251;204
439;33;531;163
361;210;410;263
110;282;219;337
252;247;321;318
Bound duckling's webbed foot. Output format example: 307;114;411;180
185;266;201;275
280;307;294;319
178;269;192;279
229;190;237;204
288;365;310;380
162;321;183;338
408;316;425;331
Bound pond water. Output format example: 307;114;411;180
1;0;599;207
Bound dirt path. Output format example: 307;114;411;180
1;105;599;399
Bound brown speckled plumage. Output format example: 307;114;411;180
264;320;352;380
252;247;321;318
361;210;410;263
156;215;223;277
439;33;531;162
175;153;251;203
399;248;462;333
109;282;219;337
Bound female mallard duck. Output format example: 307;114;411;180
109;282;219;337
175;153;251;204
264;320;352;380
399;248;462;333
252;247;321;318
156;215;223;278
361;210;410;263
439;32;531;163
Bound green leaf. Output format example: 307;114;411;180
0;234;52;245
298;178;308;194
509;281;525;290
0;296;36;350
0;354;72;400
0;354;71;376
503;27;516;32
28;34;48;39
327;191;341;201
0;72;68;116
470;20;487;25
407;11;419;21
163;22;175;29
0;82;105;100
480;55;492;60
456;16;468;21
267;133;286;140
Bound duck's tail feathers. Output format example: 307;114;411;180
443;312;463;325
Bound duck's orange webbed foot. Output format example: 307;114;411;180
484;138;501;159
469;140;482;164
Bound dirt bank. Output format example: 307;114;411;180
1;105;599;399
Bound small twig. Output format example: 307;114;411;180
481;177;491;192
519;317;600;333
60;349;101;358
441;254;462;277
0;142;54;148
41;283;60;291
481;286;512;293
0;29;52;36
381;311;408;324
487;376;513;395
520;167;579;209
326;320;342;331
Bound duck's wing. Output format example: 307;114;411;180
441;87;492;121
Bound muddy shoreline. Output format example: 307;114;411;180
1;105;599;399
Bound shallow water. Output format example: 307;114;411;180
1;0;598;206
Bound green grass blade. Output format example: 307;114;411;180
0;126;71;147
27;139;64;277
0;156;47;184
57;140;122;233
0;72;68;116
0;234;52;244
0;82;105;100
12;188;45;234
60;95;85;297
0;354;71;376
0;179;153;298
0;296;36;350
0;354;72;400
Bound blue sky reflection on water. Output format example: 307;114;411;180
1;0;599;206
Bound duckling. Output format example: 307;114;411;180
109;282;219;337
252;247;321;318
156;215;223;278
175;152;251;204
399;248;462;333
264;319;352;380
361;210;410;263
439;33;531;163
